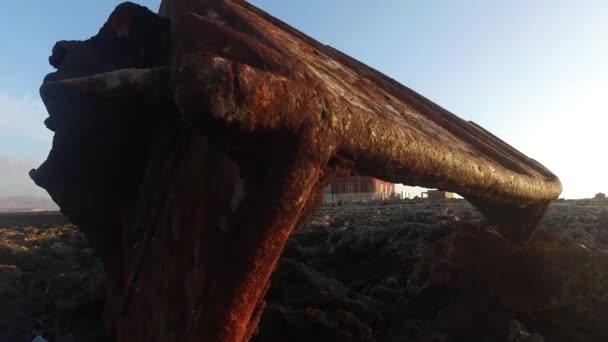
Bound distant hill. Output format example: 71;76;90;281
0;195;59;212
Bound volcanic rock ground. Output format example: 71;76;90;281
1;199;607;342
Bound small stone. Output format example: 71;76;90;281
87;270;106;303
508;319;544;342
32;335;49;342
368;285;400;303
594;212;608;243
80;248;94;256
0;264;23;299
49;243;75;257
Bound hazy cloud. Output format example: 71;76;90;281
0;92;53;200
0;154;48;197
0;93;52;142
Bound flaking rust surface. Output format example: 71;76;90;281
161;0;561;241
30;1;562;341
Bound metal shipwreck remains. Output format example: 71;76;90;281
30;1;561;341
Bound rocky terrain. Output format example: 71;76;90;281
1;199;607;341
0;214;103;341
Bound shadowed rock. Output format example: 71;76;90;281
30;1;561;341
411;223;608;342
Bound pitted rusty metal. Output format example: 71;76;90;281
30;1;562;341
162;0;561;237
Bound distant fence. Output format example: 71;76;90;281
323;192;396;204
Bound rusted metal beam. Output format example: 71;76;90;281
30;1;561;341
161;0;561;240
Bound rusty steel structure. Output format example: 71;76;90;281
30;1;561;341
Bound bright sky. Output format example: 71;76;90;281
0;0;606;199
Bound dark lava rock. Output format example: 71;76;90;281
0;224;108;342
0;264;23;299
411;222;608;342
254;259;384;342
3;201;608;341
593;210;608;243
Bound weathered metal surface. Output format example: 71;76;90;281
161;0;561;241
30;1;561;341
